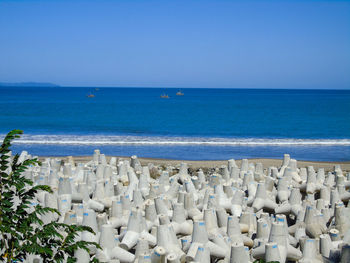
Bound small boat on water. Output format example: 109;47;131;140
176;90;184;96
87;93;95;98
160;94;169;98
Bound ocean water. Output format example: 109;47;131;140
0;87;349;161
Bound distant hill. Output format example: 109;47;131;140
0;82;60;87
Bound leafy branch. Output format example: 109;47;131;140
0;130;100;262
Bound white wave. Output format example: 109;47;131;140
1;134;350;146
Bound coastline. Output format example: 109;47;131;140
39;156;350;171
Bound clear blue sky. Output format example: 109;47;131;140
0;0;349;89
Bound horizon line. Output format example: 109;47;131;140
1;84;350;90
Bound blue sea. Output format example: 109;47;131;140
0;87;349;161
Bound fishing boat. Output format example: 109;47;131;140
176;90;184;96
87;93;95;98
160;94;169;98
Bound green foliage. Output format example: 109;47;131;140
0;130;100;262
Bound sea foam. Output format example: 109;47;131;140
4;134;350;146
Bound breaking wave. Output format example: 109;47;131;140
3;134;350;146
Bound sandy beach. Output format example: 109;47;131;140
41;155;350;172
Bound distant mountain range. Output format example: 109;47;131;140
0;82;60;87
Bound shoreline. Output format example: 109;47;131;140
39;156;350;171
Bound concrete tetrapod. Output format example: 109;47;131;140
14;150;350;262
